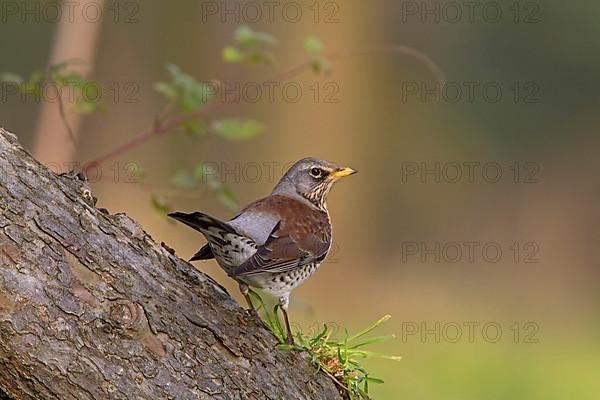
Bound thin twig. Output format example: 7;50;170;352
323;44;446;85
83;44;445;175
56;86;77;147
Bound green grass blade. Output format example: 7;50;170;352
347;314;391;341
348;335;396;349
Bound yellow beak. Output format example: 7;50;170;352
331;167;358;179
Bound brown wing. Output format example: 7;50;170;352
228;197;331;277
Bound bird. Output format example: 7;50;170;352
168;157;357;344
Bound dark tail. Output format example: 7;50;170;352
168;212;236;234
169;211;237;262
189;244;214;261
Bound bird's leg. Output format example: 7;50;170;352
239;282;258;316
279;295;294;345
239;283;266;326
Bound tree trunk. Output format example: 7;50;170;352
0;128;342;400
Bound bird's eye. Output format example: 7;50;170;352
309;167;323;178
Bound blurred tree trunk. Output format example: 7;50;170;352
0;128;341;400
32;0;105;167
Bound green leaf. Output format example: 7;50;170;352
127;162;146;181
217;186;239;209
178;119;207;137
222;46;245;63
1;73;24;84
309;57;331;75
28;70;43;84
223;27;276;65
305;35;324;53
164;63;212;112
73;98;99;113
277;343;295;351
150;195;171;217
192;163;219;185
310;59;323;74
212;119;265;140
60;74;88;86
271;304;286;339
245;51;274;65
154;82;178;100
170;170;197;189
235;26;276;47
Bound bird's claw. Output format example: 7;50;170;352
284;334;295;346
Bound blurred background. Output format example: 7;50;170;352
1;0;599;398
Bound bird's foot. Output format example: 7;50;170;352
284;333;295;346
248;307;269;329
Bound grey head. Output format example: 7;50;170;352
271;157;357;210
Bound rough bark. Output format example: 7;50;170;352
0;128;342;400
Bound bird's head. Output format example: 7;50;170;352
272;157;357;210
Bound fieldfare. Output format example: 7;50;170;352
169;157;357;344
